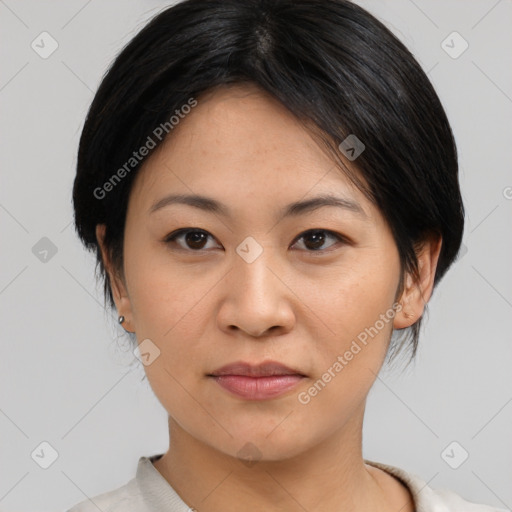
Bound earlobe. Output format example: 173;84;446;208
95;224;134;332
393;234;442;330
393;273;414;329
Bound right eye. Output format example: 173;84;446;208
164;228;222;251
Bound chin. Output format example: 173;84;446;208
203;425;319;464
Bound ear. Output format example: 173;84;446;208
393;233;443;329
96;224;135;333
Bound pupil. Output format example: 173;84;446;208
187;231;206;249
306;231;325;250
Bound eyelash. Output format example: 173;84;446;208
163;228;349;254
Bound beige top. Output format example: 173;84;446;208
66;453;507;512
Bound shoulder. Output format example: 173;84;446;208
428;486;508;512
365;459;508;512
65;454;192;512
66;475;145;512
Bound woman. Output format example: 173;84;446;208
68;0;504;510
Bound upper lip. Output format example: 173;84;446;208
208;361;306;377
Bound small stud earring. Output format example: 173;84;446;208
118;315;125;324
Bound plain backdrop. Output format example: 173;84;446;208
0;0;511;510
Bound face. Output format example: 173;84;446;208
100;83;411;462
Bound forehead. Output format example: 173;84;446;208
128;83;372;221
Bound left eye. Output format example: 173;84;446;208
291;229;346;252
164;229;220;251
164;228;346;252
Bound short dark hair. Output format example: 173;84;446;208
72;0;465;363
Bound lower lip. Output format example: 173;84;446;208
210;375;304;400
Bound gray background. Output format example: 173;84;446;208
1;0;511;510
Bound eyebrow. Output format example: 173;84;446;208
149;193;367;220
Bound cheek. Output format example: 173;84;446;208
125;239;212;335
125;252;223;384
126;259;216;420
293;276;397;435
293;254;400;401
296;256;399;348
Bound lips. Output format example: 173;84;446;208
209;361;306;378
208;361;306;400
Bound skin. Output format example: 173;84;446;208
96;83;442;512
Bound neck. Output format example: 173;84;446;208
152;408;411;512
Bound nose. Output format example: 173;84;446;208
216;244;295;339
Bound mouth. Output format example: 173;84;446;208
207;361;307;400
209;361;307;378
